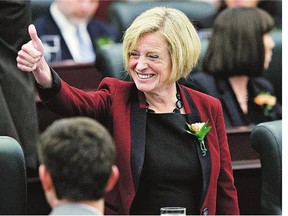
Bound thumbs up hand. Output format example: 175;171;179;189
28;24;44;55
17;24;53;88
17;24;43;71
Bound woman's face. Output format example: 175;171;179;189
263;33;275;69
128;31;172;94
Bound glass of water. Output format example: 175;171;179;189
41;35;61;63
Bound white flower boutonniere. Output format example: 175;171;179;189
186;121;212;157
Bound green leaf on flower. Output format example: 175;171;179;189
186;121;212;141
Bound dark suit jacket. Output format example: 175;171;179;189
38;72;239;215
0;0;38;170
33;11;118;61
181;72;282;128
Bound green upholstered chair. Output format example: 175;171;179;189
250;120;282;215
0;136;27;214
95;43;129;80
108;1;216;40
31;0;53;21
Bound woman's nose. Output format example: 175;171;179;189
135;55;148;71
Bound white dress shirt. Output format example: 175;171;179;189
50;2;95;62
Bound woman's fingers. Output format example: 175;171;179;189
17;41;42;71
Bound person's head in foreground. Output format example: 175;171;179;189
37;117;119;214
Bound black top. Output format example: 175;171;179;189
130;113;201;215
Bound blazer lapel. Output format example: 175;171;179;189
130;90;147;191
181;86;211;207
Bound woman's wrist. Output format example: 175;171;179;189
32;58;53;88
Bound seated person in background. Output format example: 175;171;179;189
224;0;281;28
218;0;261;10
37;117;119;215
181;7;282;128
33;0;118;63
203;0;281;29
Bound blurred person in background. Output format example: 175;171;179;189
203;0;281;29
181;7;282;128
0;0;39;176
33;0;118;63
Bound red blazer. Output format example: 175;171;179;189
40;76;240;215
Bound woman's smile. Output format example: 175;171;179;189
136;72;155;80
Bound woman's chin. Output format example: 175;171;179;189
134;81;154;93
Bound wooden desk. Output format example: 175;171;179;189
49;61;103;91
226;126;261;215
36;61;104;132
226;126;260;170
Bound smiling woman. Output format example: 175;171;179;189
17;6;239;215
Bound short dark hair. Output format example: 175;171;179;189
202;7;274;77
38;117;116;201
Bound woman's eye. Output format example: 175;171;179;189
148;54;159;60
129;52;140;58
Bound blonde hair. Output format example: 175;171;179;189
123;7;201;83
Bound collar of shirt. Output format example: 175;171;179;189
51;203;103;215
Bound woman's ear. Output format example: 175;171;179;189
105;165;119;192
39;164;53;191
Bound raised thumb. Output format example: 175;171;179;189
28;24;43;52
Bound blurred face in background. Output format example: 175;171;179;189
263;33;275;70
225;0;260;7
56;0;99;24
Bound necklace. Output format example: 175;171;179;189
146;92;183;113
